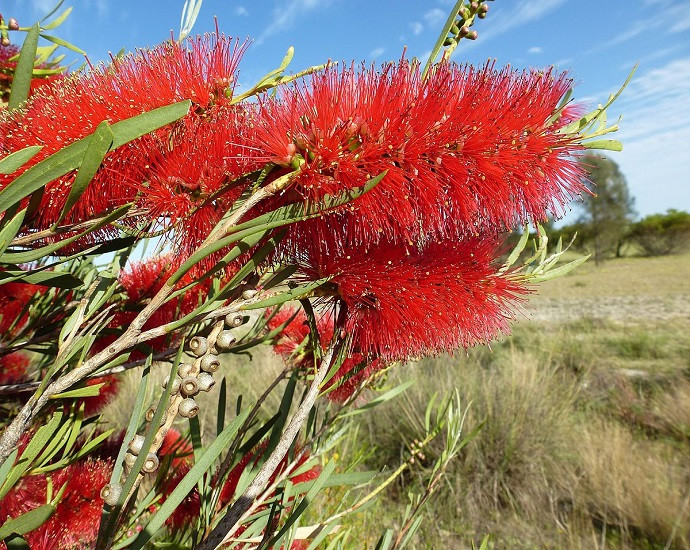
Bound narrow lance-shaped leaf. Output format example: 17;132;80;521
8;24;40;111
0;101;190;214
55;120;114;226
0;147;43;176
130;408;252;550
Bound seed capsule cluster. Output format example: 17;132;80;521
120;314;247;477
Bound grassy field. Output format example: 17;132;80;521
102;252;690;548
331;252;690;549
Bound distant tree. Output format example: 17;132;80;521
628;209;690;256
576;154;636;264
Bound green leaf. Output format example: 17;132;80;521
105;358;151;496
0;209;26;256
0;101;189;214
0;412;63;500
38;34;85;55
0;203;132;263
339;380;414;418
49;383;105;399
528;254;590;283
422;0;465;79
55;121;114;225
41;7;73;30
0;269;83;289
265;460;337;548
0;147;42;175
502;225;529;272
582;139;623;152
239;278;332;311
265;373;298;457
0;450;18;489
8;24;40;111
131;408;252;550
0;504;55;540
374;529;394;550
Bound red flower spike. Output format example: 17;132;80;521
293;234;528;362
266;307;380;401
0;278;43;337
257;59;586;248
82;375;119;417
159;428;194;467
136;106;268;266
0;351;30;385
0;33;249;239
0;459;112;550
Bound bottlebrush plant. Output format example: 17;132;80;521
0;1;629;548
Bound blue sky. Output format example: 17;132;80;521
4;0;690;223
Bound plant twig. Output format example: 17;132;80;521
195;335;341;550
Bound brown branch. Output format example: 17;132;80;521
195;337;340;550
0;176;291;464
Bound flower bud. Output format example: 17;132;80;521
188;336;208;357
178;398;199;418
101;483;122;506
468;30;478;40
216;330;236;350
197;372;216;392
8;18;19;31
200;353;220;373
470;1;479;11
460;26;470;37
1;37;10;47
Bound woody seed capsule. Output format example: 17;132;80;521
178;398;199;418
128;434;145;456
124;451;137;468
216;330;236;350
180;376;199;396
200;353;220;373
197;372;216;392
177;363;194;378
188;336;208;357
101;483;122;506
142;453;160;473
225;313;245;327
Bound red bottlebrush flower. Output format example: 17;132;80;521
257;59;585;247
0;278;41;337
266;307;377;401
0;459;112;550
135;106;267;266
292;233;528;362
0;43;61;107
0;351;30;384
93;253;222;358
81;375;119;417
159;428;194;468
0;33;249;240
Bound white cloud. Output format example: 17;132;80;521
528;46;543;54
256;0;327;45
599;57;690;216
369;47;385;58
410;21;424;36
235;6;249;17
423;8;446;26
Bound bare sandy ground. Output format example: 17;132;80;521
527;294;690;322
